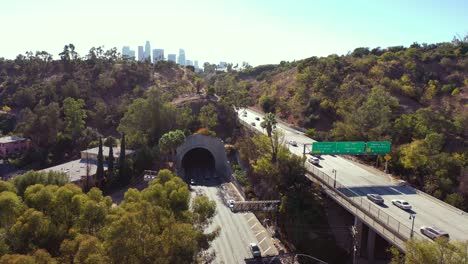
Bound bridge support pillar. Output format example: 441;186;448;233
367;227;376;262
354;216;363;259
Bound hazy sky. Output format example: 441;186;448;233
1;0;466;66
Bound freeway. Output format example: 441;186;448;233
188;168;278;263
237;108;468;243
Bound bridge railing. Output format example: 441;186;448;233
238;118;423;247
305;162;424;244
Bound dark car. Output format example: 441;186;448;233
367;194;384;204
249;243;261;258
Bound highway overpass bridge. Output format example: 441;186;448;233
238;108;468;262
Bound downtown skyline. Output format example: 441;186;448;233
0;0;466;66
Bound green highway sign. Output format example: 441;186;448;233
310;141;392;155
366;141;391;154
311;142;336;154
336;141;365;154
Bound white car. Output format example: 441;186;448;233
251;122;256;126
420;226;449;240
288;140;298;147
391;199;412;210
228;200;235;208
308;156;320;165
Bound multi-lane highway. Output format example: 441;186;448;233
188;169;278;263
237;108;468;243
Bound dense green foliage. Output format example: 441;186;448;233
210;38;468;210
0;169;217;263
0;46;203;169
391;238;468;264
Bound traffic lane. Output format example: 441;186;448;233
237;110;468;241
307;158;468;240
382;192;468;241
200;185;252;263
308;157;468;241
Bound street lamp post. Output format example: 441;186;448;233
409;214;416;238
332;169;337;188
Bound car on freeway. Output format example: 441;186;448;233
228;199;235;209
391;199;412;210
367;194;384;204
255;117;260;121
251;122;256;126
288;140;298;147
242;111;247;117
420;226;450;240
307;156;320;165
190;178;196;185
249;243;261;258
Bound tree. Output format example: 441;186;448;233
199;104;218;129
95;137;104;187
117;91;176;147
118;134;127;185
13;171;69;197
260;112;277;137
259;95;277;113
192;196;217;228
0;191;24;228
107;139;115;181
63;97;87;139
391;238;468;264
158;130;186;161
9;208;51;253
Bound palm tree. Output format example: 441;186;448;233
260;112;277;137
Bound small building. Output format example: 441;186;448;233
41;159;108;189
0;136;30;158
80;147;135;163
41;146;134;190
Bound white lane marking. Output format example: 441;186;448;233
390;187;404;195
250;223;258;229
258;236;267;245
255;230;264;237
247;216;256;222
263;246;272;254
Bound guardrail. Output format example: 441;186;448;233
304;163;424;250
238;118;422;249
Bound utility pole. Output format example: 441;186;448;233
332;169;337;188
409;214;416;238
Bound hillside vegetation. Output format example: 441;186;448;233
208;37;468;210
0;45;208;169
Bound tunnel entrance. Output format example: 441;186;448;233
182;148;216;182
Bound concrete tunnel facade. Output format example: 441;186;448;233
176;134;230;180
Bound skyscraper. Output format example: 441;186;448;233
168;54;176;63
122;46;130;56
144;41;151;61
186;60;193;66
138;46;144;61
122;46;135;59
178;49;186;66
152;49;164;63
194;60;199;70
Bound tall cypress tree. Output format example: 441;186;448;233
96;137;104;187
118;133;126;184
108;140;114;180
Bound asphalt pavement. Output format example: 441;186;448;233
237;108;468;243
188;168;278;263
